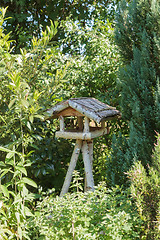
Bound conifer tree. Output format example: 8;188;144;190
107;0;160;186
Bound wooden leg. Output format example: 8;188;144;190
60;139;82;197
82;140;94;192
88;140;93;167
84;140;93;191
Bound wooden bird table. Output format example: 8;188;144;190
46;97;121;197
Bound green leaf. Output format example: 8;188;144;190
21;177;37;188
21;99;29;108
5;157;14;165
18;226;22;239
22;185;28;196
0;146;13;153
0;168;13;178
15;166;27;176
24;206;33;216
35;211;41;217
34;114;44;120
24;162;32;167
16;76;20;88
0;146;18;155
0;146;21;157
25;150;34;157
29;115;34;123
30;144;39;150
26;121;31;130
13;170;20;178
6;152;14;159
0;161;6;167
0;115;6;123
1;185;9;198
21;82;29;89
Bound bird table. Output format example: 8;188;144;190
47;97;121;196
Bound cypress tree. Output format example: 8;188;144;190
107;0;160;186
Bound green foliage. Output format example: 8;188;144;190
115;0;160;71
30;131;73;192
0;7;71;193
60;18;120;103
0;7;64;238
106;132;129;187
70;170;84;192
28;183;143;240
155;77;160;130
128;133;160;239
0;147;37;239
107;0;160;186
0;0;121;53
0;4;159;239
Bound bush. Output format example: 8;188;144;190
28;183;143;240
128;133;160;239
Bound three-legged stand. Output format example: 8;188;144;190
60;139;94;197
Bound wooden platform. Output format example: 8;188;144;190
55;127;109;140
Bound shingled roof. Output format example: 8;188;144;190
47;97;121;123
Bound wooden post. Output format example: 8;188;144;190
84;117;90;132
77;116;83;131
88;140;93;167
84;117;90;191
101;121;105;129
82;140;94;191
60;140;82;197
84;140;93;191
59;115;65;131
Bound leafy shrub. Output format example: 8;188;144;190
0;5;73;194
0;7;62;239
28;183;143;240
128;133;160;239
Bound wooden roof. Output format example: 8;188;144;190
47;97;121;123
